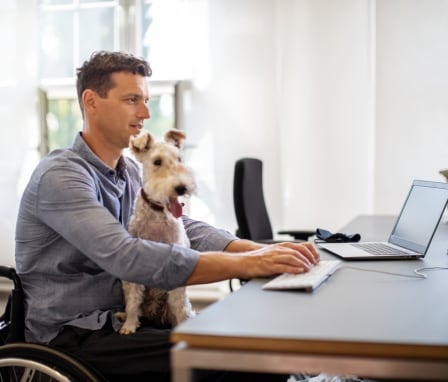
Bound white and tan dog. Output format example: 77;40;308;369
117;129;196;335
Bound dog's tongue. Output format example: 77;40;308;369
168;197;183;218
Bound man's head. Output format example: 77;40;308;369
77;51;153;156
76;51;152;116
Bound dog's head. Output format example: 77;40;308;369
129;130;196;217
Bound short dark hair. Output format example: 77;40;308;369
76;51;152;115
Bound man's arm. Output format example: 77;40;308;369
26;164;198;290
224;239;265;252
185;240;320;286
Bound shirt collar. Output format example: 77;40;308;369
72;132;127;179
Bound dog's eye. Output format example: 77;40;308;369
178;157;182;163
154;159;162;166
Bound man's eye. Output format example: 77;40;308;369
154;159;162;166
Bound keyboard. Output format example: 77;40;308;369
262;260;341;292
350;242;409;255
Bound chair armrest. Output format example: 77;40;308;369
277;230;316;241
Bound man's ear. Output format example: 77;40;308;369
82;89;97;113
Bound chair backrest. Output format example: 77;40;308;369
233;158;274;241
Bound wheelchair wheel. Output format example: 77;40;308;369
0;342;107;382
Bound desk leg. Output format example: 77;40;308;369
172;367;193;382
171;342;194;382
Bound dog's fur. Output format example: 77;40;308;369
116;130;196;335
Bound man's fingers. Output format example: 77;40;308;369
298;242;320;263
274;248;313;271
274;241;319;264
249;243;321;278
270;253;312;275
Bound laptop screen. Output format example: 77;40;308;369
389;180;448;254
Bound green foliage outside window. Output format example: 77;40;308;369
47;99;82;151
46;95;174;152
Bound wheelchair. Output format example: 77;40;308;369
0;266;108;381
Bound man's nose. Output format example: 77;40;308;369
139;102;150;119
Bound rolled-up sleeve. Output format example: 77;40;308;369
182;216;237;252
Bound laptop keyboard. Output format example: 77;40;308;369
350;242;409;255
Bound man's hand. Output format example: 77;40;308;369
240;241;320;279
185;240;320;286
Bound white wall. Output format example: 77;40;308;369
190;0;375;233
188;0;282;232
375;0;448;213
276;0;375;232
190;0;448;235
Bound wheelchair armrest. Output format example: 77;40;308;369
0;266;23;290
0;266;25;343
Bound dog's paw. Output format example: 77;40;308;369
119;326;136;335
114;311;127;322
119;320;140;335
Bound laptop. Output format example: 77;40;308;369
318;180;448;260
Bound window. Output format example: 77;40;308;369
39;0;118;85
37;0;201;154
40;81;184;153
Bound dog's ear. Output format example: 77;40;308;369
164;129;186;149
129;132;154;157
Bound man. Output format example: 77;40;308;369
15;51;319;381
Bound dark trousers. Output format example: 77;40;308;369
49;323;288;382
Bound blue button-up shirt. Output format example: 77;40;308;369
15;133;236;343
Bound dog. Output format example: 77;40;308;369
116;129;196;335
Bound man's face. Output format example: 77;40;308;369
94;71;150;149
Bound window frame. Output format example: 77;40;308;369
38;79;191;156
37;0;195;156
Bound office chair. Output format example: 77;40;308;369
233;157;315;242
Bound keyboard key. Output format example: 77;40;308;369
350;243;409;255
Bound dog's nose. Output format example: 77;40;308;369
175;185;187;196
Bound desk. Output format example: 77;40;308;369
171;215;448;381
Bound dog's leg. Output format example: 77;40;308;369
167;287;195;326
119;281;145;335
114;311;127;321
